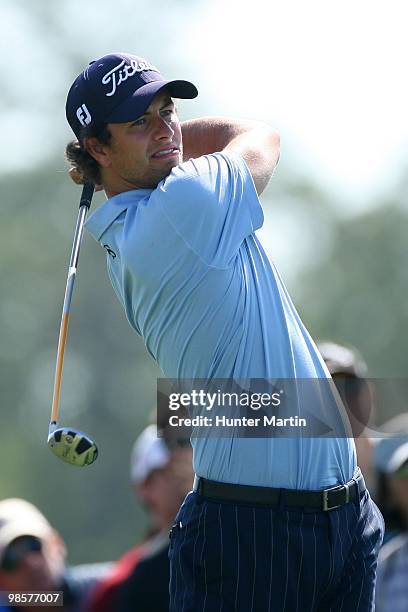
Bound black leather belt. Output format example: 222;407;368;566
193;470;365;512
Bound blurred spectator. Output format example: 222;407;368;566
87;425;193;612
117;440;193;612
131;425;186;533
374;414;408;542
376;534;408;612
318;340;376;493
0;498;109;612
374;416;408;612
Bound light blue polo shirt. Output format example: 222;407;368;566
86;152;356;489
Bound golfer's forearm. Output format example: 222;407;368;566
182;117;280;196
181;117;263;160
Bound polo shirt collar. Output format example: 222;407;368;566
85;189;153;241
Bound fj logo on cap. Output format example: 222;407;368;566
101;58;158;97
76;104;92;127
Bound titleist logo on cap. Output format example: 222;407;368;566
101;58;158;97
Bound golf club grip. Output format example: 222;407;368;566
70;183;95;269
80;182;95;209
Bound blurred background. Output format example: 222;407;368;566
1;0;407;565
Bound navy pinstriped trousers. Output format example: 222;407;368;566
169;489;384;611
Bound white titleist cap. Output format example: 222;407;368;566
374;438;408;474
0;498;52;561
374;413;408;474
130;425;170;484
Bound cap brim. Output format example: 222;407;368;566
388;441;408;473
318;342;367;377
374;437;408;473
106;79;198;124
130;428;170;484
0;522;51;561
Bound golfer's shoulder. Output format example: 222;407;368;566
158;151;251;201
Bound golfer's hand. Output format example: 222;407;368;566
69;167;103;192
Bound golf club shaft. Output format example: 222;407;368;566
50;183;94;425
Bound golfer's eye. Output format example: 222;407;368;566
161;106;176;119
130;117;146;127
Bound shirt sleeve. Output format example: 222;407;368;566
151;151;264;268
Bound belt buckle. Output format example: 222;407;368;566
323;483;350;511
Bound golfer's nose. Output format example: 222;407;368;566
153;115;174;140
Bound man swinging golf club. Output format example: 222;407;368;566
62;52;384;611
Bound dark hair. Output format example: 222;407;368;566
65;123;112;185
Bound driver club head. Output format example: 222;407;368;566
47;424;98;467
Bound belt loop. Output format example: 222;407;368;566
193;475;200;493
278;488;286;510
351;468;362;505
352;467;361;486
355;468;365;499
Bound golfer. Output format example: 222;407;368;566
65;52;384;611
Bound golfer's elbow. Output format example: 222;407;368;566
248;125;281;195
224;122;280;194
263;126;280;174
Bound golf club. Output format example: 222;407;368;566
47;182;98;466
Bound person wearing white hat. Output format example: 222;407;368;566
0;499;65;600
87;424;193;612
374;414;408;612
374;415;408;541
317;340;376;494
129;424;180;532
0;498;109;611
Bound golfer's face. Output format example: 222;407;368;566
105;90;182;190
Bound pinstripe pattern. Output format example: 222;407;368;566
295;512;304;612
218;505;223;612
283;509;290;610
169;489;384;611
234;505;240;611
250;508;256;612
180;499;195;611
201;504;208;610
268;508;273;612
311;512;317;610
319;491;384;612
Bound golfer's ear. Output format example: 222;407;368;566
84;137;112;168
